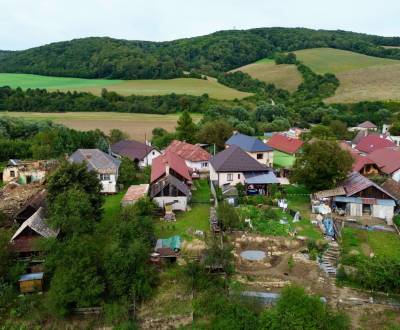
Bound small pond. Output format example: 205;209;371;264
240;250;266;261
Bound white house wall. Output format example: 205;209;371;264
185;160;209;173
247;151;273;167
139;150;161;167
99;174;118;194
372;204;394;224
392;169;400;182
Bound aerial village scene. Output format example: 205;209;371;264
2;1;400;329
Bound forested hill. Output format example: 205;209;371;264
1;27;400;79
0;50;12;59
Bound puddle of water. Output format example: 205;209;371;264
240;250;266;261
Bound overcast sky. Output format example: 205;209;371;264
1;0;399;50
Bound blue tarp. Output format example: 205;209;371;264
323;217;335;237
19;272;44;282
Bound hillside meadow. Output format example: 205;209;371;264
231;58;302;92
0;112;202;141
0;73;251;100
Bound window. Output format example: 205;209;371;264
100;174;110;181
201;162;208;168
10;170;15;177
238;174;241;179
257;153;263;160
152;151;155;155
227;173;233;181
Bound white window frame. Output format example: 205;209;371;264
227;173;233;181
100;173;111;181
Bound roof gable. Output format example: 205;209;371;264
165;140;211;162
151;151;191;183
266;134;303;154
358;121;377;129
226;133;273;152
210;145;269;172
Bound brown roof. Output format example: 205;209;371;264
382;179;400;200
358;121;377;129
151;151;191;183
368;147;400;174
166;140;211;162
355;135;396;154
210;145;269;172
122;184;149;202
111;140;156;161
342;172;396;199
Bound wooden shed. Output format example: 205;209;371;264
19;272;44;293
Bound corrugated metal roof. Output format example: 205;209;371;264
244;171;279;184
69;149;121;174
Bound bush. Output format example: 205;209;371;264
394;215;400;227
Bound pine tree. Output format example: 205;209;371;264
176;111;197;143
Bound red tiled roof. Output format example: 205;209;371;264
266;134;304;154
122;184;149;202
151;151;191;183
368;147;400;174
355;135;395;154
165;140;211;162
342;172;396;199
357;121;377;129
352;156;375;172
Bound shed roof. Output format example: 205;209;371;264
266;134;303;154
210;145;269;172
122;184;149;202
11;207;59;241
382;179;400;201
155;235;181;251
226;133;273;152
111;140;156;161
19;272;44;282
244;172;279;184
165;140;211;162
69;149;121;174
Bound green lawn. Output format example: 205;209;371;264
273;150;296;168
0;73;251;100
342;227;400;263
155;179;211;240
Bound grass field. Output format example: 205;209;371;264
0;111;202;141
231;58;302;92
0;73;251;100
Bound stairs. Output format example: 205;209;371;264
319;239;340;278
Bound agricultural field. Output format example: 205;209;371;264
231;58;302;92
293;48;400;103
0;73;251;100
0;111;202;141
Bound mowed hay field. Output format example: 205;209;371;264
231;58;302;92
294;48;400;103
0;112;202;141
0;73;251;100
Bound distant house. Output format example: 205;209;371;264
165;140;211;176
2;159;57;184
266;133;304;169
313;172;397;224
111;140;161;168
69;149;121;194
368;147;400;181
225;133;274;166
150;151;192;211
357;121;378;131
355;134;396;154
10;207;59;259
121;184;150;207
210;145;278;195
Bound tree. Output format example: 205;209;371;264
109;129;129;144
118;157;137;187
329;120;349;140
309;125;335;140
389;121;400;136
176;111;197;143
217;203;241;231
260;286;350;330
48;187;97;236
203;237;235;275
151;127;176;149
47;162;103;221
196;120;233;150
291;140;354;191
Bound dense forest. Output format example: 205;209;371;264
1;27;400;79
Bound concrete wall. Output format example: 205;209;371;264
3;167;46;184
372;204;394;224
153;196;188;211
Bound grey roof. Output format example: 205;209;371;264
69;149;121;174
111;140;156;161
11;207;59;241
244;171;279;184
210;145;269;172
226;133;273;152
